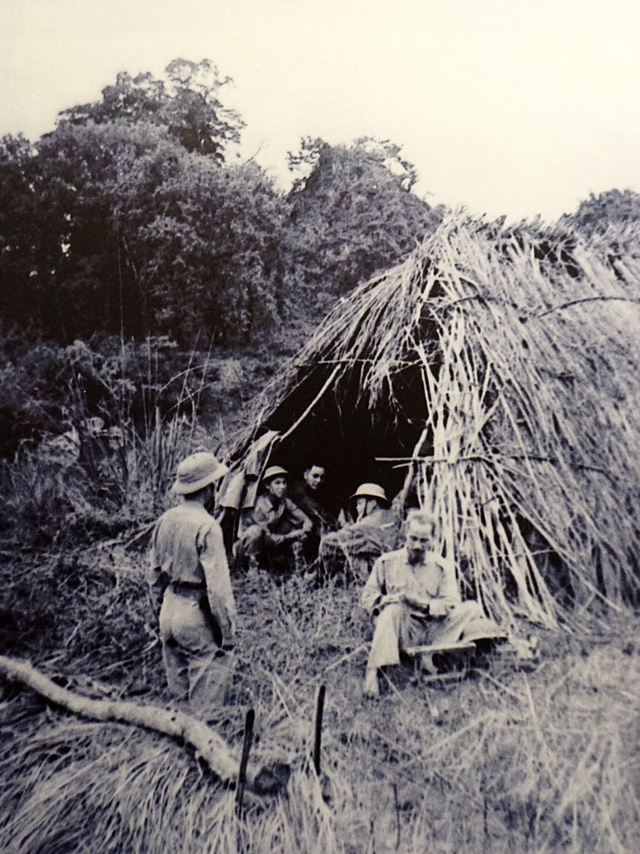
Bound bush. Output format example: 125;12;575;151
0;333;251;548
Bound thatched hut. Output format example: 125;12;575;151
221;214;640;629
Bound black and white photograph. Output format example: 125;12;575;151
1;1;639;851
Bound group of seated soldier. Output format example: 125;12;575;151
234;462;398;580
151;451;514;712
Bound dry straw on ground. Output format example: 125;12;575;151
1;568;639;853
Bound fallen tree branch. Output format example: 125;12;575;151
0;655;289;795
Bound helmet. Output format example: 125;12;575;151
262;465;289;483
350;483;389;505
171;452;228;495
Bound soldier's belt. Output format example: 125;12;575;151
170;580;207;598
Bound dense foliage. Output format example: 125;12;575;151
0;59;443;349
59;59;245;161
288;137;444;296
563;188;640;238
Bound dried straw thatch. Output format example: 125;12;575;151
228;214;640;629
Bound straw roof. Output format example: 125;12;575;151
231;214;640;628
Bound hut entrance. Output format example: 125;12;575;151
259;359;429;508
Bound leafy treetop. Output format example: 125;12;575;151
57;59;244;163
286;136;444;295
563;189;640;238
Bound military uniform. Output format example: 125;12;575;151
149;452;235;716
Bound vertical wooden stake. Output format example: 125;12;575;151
393;782;401;850
483;795;488;841
236;708;255;817
313;684;326;776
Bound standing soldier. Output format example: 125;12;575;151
149;451;236;720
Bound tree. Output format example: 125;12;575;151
287;137;445;296
563;189;640;238
162;59;244;159
126;155;291;344
0;134;39;326
58;59;244;164
1;70;446;349
32;119;167;339
288;136;419;193
26;118;292;345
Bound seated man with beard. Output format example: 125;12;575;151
361;509;505;697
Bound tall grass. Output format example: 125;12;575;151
0;337;230;547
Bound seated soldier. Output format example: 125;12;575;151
235;465;313;574
319;483;397;582
289;463;341;561
361;509;505;697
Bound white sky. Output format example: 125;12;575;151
2;0;639;221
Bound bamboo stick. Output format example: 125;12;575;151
313;684;326;776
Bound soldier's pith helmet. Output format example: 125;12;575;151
262;465;289;483
350;483;389;505
171;452;228;494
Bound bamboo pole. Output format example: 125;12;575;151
279;366;340;441
0;655;289;795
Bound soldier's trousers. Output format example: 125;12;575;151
366;601;504;671
159;588;231;716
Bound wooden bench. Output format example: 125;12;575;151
404;641;477;681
